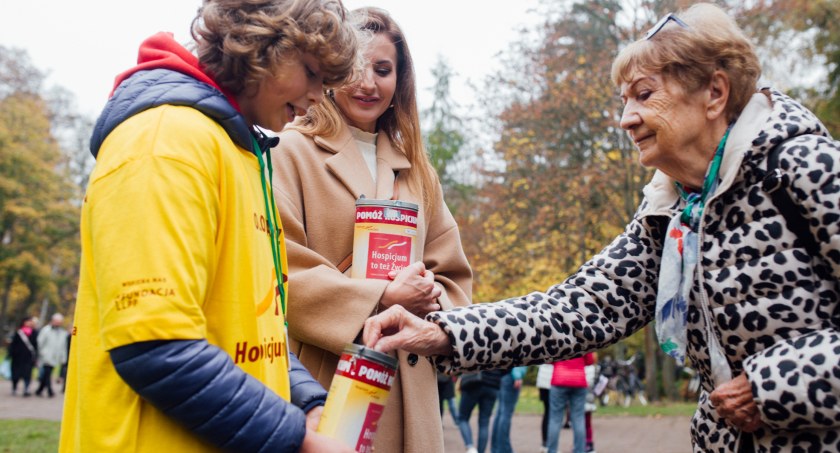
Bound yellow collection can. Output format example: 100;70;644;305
317;344;399;452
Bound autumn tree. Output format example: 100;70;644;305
730;0;840;136
467;0;648;303
0;46;82;341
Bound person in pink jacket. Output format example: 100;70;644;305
546;353;594;453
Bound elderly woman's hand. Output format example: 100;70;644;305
709;374;763;432
379;261;442;317
363;305;452;356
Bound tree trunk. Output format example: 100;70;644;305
661;349;678;400
0;275;13;344
644;325;659;402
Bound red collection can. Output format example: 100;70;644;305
351;198;419;280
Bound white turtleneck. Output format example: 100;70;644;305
349;126;378;183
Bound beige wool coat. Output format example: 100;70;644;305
270;123;472;453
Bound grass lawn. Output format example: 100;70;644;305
0;419;61;453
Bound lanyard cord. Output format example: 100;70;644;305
251;136;286;325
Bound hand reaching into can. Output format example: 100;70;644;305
379;261;442;317
363;305;452;356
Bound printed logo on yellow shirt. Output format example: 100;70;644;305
256;273;281;317
113;277;176;311
253;211;288;317
233;336;287;365
253;213;281;238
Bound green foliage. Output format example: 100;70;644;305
422;57;476;217
424;58;464;183
731;0;840;137
0;46;84;340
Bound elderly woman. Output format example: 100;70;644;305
363;3;840;452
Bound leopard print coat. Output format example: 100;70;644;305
428;89;840;452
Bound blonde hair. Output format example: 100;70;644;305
611;3;761;122
192;0;359;95
291;7;439;211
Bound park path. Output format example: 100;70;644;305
442;410;692;453
0;379;692;452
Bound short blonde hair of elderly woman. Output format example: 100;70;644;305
611;3;762;122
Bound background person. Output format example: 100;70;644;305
34;313;68;398
438;370;460;424
457;370;504;453
8;317;37;397
536;363;553;453
271;6;472;452
364;3;840;451
546;354;594;453
60;330;70;393
490;366;527;453
60;0;360;451
582;355;599;453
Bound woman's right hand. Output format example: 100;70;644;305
379;261;442;317
363;305;452;356
299;429;355;453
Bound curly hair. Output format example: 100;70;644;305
611;3;761;122
192;0;359;96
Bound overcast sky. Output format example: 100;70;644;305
0;0;541;119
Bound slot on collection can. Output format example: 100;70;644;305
352;198;418;280
317;344;399;452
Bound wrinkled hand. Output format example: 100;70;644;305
380;261;442;317
299;429;355;453
363;305;452;356
709;374;763;432
304;405;323;432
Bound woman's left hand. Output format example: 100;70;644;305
380;262;442;317
709;374;763;432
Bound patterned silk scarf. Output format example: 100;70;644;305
655;125;732;363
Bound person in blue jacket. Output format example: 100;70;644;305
458;369;505;453
490;366;528;453
59;1;360;452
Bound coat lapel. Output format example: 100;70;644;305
373;133;411;199
317;127;375;198
317;124;412;200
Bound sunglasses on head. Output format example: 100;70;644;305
644;13;689;40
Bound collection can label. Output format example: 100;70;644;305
351;199;418;280
317;344;399;452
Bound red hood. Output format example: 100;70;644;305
111;32;239;111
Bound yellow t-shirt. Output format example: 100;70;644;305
60;105;291;452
